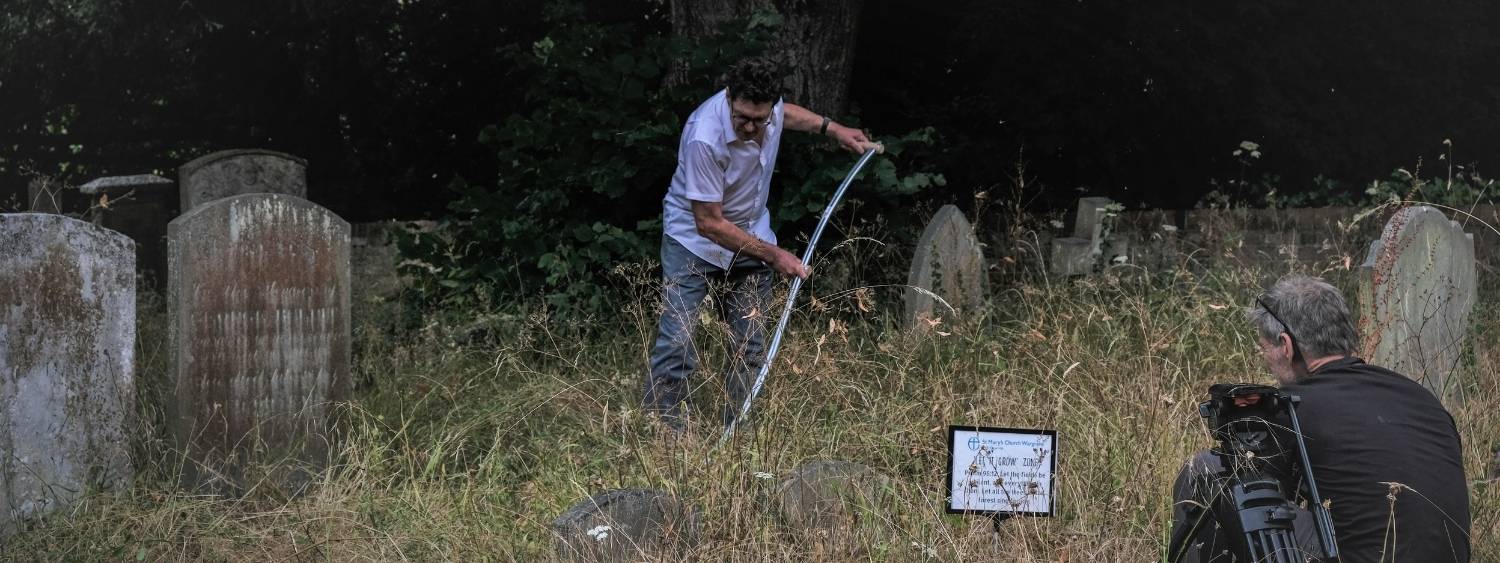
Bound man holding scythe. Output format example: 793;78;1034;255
644;56;872;431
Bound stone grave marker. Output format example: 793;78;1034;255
904;205;989;329
80;174;177;287
775;459;894;553
168;193;350;492
1357;206;1477;398
552;489;701;562
1050;197;1119;276
25;177;81;214
178;149;307;213
1;214;135;534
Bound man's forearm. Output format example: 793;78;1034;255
784;103;868;154
697;217;786;264
783;103;831;136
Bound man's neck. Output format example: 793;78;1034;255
1304;354;1350;374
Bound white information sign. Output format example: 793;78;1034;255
946;426;1057;516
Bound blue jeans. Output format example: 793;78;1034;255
645;234;773;428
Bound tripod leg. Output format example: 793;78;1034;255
1168;452;1231;563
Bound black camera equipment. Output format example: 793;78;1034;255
1167;383;1338;563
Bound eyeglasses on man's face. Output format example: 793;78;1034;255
732;112;773;130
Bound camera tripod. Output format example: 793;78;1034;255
1169;384;1338;563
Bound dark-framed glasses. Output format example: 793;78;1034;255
732;113;773;129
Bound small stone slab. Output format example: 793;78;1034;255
0;214;135;535
1050;237;1093;277
1358;206;1477;398
904;205;989;328
775;459;894;548
552;489;701;562
1050;197;1120;276
178;149;307;213
168;194;350;492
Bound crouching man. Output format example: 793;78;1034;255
1169;274;1470;562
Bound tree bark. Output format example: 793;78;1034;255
670;0;864;117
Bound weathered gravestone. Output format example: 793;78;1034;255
0;214;135;534
1050;197;1122;277
178;149;307;213
80;174;177;287
25;178;71;214
775;459;895;553
552;489;701;562
1357;206;1477;399
169;194;349;493
905;205;989;329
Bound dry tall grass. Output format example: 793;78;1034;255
4;233;1497;562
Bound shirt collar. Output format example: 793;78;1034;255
718;89;738;145
1297;356;1363;382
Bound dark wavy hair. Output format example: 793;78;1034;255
722;57;784;104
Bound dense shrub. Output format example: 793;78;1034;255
397;7;944;313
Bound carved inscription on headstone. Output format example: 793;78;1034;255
1358;206;1477;398
178;149;308;213
552;489;701;562
905;205;989;328
0;214;134;534
168;194;349;491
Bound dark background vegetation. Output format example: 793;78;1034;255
5;0;1496;219
4;0;1498;307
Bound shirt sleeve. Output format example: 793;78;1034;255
679;140;724;203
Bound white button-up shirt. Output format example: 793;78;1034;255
662;89;784;269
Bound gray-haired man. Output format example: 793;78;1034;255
1170;274;1470;562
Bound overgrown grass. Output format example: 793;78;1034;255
4;242;1497;562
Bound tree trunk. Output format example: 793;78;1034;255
670;0;864;117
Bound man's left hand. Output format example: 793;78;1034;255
827;123;872;154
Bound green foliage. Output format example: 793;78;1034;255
1363;166;1497;209
398;7;944;313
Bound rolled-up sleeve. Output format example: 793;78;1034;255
680;141;724;202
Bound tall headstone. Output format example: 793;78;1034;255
0;214;135;534
1072;196;1115;251
177;149;307;213
1358;206;1477;398
552;489;701;562
168;194;350;492
80;174;177;287
904;205;989;328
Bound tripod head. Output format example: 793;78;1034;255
1200;383;1291;471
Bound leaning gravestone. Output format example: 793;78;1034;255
775;459;895;555
552;489;701;562
1358;206;1477;399
0;214;135;534
178;149;307;213
168;194;349;493
905;205;989;329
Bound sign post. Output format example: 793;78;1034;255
946;426;1058;530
